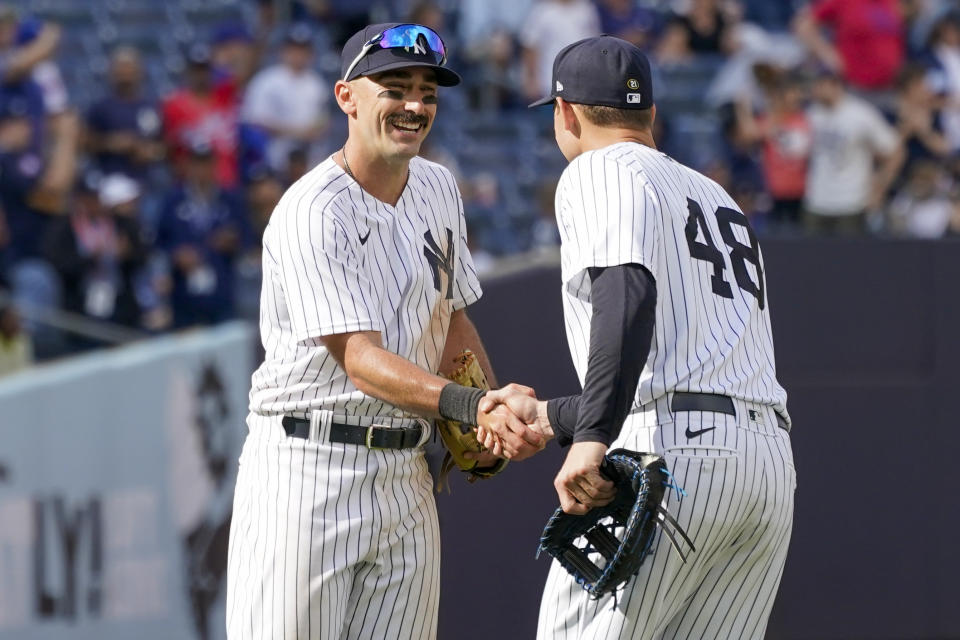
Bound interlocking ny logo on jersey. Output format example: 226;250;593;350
423;228;455;299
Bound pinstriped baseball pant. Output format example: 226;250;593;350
537;398;796;640
225;412;440;640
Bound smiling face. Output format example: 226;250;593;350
338;67;438;162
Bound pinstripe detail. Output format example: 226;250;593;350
542;142;794;639
538;407;794;640
555;142;788;418
247;156;481;419
227;154;475;639
227;413;441;639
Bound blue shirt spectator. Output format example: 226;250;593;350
85;47;163;180
155;143;252;328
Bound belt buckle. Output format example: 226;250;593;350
364;424;387;450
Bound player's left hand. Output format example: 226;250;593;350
554;442;616;515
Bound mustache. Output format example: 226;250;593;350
388;113;429;127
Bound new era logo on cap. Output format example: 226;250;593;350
528;35;653;110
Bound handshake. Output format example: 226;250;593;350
471;383;555;462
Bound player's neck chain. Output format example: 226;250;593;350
341;147;357;182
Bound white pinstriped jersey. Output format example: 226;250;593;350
556;141;789;422
248;155;482;418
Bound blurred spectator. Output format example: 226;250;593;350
408;2;446;34
242;24;329;173
657;0;741;63
8;13;68;119
0;98;77;291
162;44;239;189
465;28;525;111
734;65;812;230
245;165;282;240
85;47;164;181
458;0;535;56
0;7;56;143
804;70;902;234
596;0;658;50
794;0;905;92
284;145;311;186
530;178;560;249
293;0;374;48
0;288;31;376
888;63;949;188
236;164;282;320
466;217;496;276
715;104;768;223
741;0;799;32
211;22;260;91
887;159;954;237
43;173;146;343
520;0;601;101
155;143;252;328
924;11;960;152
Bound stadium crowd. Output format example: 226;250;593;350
1;0;960;372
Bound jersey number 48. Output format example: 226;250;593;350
684;198;765;309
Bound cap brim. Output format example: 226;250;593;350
528;94;556;108
354;60;461;87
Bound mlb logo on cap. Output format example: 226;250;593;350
529;35;654;110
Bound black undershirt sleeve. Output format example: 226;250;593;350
545;263;657;447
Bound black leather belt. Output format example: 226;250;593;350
281;416;423;449
671;392;788;430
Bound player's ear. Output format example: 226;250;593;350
557;98;581;138
335;80;358;116
649;104;657;129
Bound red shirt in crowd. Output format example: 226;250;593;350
812;0;904;90
759;112;811;201
162;81;239;188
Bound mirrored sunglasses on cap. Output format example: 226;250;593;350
343;24;447;82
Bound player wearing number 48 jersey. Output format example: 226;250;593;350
481;36;796;640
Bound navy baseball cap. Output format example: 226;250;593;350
529;35;653;110
340;23;460;87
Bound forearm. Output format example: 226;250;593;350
31;113;79;213
794;11;841;71
546;394;580;446
569;264;656;446
2;25;59;81
440;308;497;386
324;330;454;419
872;147;905;204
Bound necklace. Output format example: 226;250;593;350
341;147;357;181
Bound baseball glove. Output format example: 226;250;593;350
537;449;695;599
435;350;508;489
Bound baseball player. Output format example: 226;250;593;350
224;23;543;640
481;36;796;639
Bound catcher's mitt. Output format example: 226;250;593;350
537;449;695;599
435;350;508;489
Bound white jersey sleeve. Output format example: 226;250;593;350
452;188;482;310
273;195;381;342
557;151;659;297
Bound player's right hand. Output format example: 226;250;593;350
475;396;544;460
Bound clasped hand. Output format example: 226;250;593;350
465;384;552;462
473;385;615;514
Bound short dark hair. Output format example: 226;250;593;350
576;104;654;129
